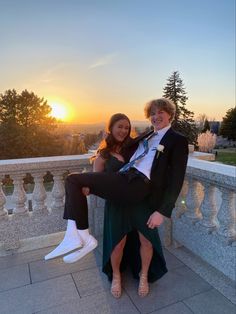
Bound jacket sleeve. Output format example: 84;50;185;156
157;136;188;218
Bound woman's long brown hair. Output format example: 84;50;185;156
97;113;131;160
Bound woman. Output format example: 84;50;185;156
85;113;167;298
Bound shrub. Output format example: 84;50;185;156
197;131;216;153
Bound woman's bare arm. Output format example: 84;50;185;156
93;155;106;172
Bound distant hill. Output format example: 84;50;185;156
57;121;150;134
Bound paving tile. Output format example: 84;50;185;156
123;265;211;313
72;266;110;297
184;289;236;314
167;245;236;304
152;302;193;314
0;263;30;292
0;246;54;270
36;290;139;314
0;264;30;294
30;249;102;283
163;249;184;270
0;274;79;314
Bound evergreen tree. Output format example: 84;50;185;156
202;119;210;133
0;89;63;159
220;107;236;141
163;71;197;144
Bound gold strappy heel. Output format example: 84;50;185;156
138;273;149;297
111;275;122;298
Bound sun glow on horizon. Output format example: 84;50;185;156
49;102;71;121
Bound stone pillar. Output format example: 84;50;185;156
198;181;218;230
217;188;236;240
32;172;47;214
12;174;28;214
51;170;65;210
184;177;201;221
0;176;7;218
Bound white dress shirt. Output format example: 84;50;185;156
130;125;171;179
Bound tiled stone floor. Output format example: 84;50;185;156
0;244;235;314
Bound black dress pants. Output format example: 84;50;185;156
63;171;151;229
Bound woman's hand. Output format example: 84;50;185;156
147;211;164;229
82;187;90;196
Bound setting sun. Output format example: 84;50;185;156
49;102;69;121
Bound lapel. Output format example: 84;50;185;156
159;127;174;147
150;127;175;172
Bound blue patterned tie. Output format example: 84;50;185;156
119;132;157;173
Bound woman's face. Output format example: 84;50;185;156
111;119;130;143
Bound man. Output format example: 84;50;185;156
45;98;188;262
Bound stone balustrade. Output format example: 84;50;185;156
0;154;95;253
0;154;235;282
173;156;236;281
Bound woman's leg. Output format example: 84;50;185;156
138;232;153;297
110;235;127;298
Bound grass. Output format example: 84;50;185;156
214;149;236;166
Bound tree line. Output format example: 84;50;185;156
0;89;100;159
0;71;235;160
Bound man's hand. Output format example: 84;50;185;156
147;211;164;229
82;187;90;196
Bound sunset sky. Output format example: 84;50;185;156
0;0;235;123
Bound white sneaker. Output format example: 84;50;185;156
44;236;82;260
63;235;98;263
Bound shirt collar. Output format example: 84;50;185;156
153;124;171;137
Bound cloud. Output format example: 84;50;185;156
40;63;70;83
88;53;118;69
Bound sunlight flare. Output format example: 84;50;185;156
49;102;70;121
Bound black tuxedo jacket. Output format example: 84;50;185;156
124;127;188;218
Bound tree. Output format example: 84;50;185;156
220;107;236;141
0;89;63;159
202;119;210;133
195;113;208;133
163;71;197;144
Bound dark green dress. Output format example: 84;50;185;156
102;155;168;282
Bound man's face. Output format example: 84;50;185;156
150;107;171;131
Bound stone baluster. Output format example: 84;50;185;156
0;176;8;218
217;187;236;240
32;172;47;214
184;177;202;221
51;170;65;210
12;173;28;214
198;181;218;230
175;179;188;217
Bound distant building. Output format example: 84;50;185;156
209;121;220;135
